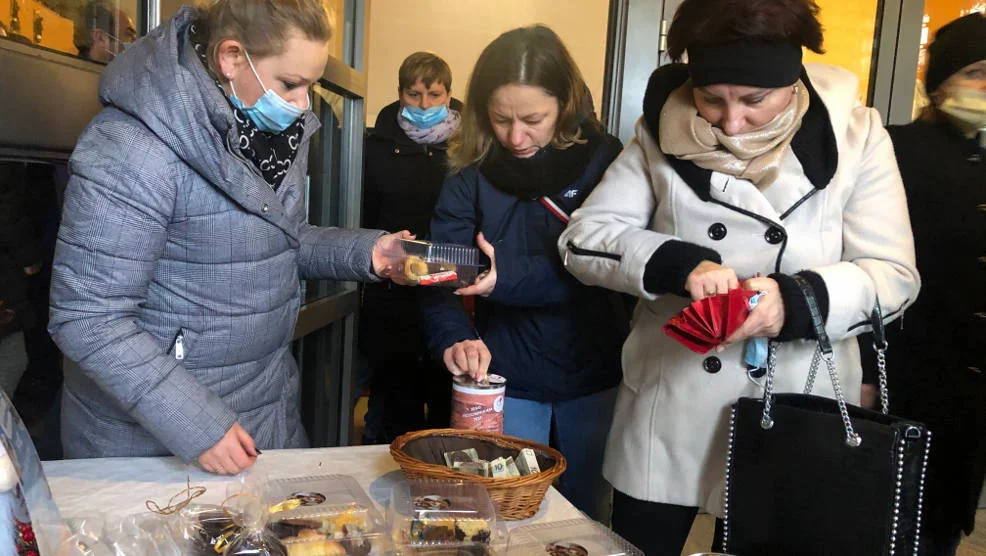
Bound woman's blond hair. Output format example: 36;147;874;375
197;0;335;78
447;25;601;175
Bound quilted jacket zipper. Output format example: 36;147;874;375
168;329;185;361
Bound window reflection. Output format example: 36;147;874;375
912;1;986;117
1;0;138;62
0;161;66;461
304;84;353;302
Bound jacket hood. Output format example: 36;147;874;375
97;7;319;199
371;98;464;146
642;62;842;201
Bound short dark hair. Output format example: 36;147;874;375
398;52;452;92
667;0;824;62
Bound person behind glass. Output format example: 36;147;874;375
358;52;462;444
77;0;136;63
421;25;628;523
0;163;63;430
857;13;986;556
0;163;42;398
48;0;410;475
558;0;920;553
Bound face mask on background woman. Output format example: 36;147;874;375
401;105;449;129
939;88;986;136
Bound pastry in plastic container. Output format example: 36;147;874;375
176;504;242;555
505;518;644;556
399;239;484;288
223;485;287;556
388;481;505;555
265;475;388;555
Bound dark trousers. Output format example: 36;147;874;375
362;351;451;444
10;269;62;426
612;489;724;556
919;529;962;556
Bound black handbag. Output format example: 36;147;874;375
722;277;931;556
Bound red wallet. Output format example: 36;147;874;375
663;289;757;354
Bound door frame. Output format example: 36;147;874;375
601;0;683;145
601;0;926;134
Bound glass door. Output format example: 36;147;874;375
913;1;985;116
604;0;906;134
291;0;370;448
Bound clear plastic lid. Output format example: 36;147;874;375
399;239;484;288
505;519;644;556
265;475;388;554
388;480;504;551
176;503;241;556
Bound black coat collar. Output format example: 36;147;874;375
369;98;464;148
642;64;839;202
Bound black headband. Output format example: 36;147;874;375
687;41;804;88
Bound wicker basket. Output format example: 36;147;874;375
389;428;567;520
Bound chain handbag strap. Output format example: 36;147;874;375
869;298;890;415
760;276;863;447
803;346;822;395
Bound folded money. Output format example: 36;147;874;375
516;448;541;475
504;456;521;477
454;460;490;477
444;448;479;467
489;457;510;478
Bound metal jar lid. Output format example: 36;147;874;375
452;373;506;390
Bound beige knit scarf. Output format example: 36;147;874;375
659;80;809;188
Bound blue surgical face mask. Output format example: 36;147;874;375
105;32;133;59
401;104;449;129
229;50;310;134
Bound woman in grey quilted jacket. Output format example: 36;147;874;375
48;0;408;475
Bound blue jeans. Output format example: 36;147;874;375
503;387;618;524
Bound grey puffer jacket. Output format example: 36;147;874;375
49;7;383;461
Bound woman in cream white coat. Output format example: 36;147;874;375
558;1;920;554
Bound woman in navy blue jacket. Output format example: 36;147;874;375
421;25;628;523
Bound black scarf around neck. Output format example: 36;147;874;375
479;128;600;200
188;21;303;190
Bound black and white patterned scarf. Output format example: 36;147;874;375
188;21;302;190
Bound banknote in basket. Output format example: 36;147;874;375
444;448;479;467
489;457;510;478
504;456;521;477
516;448;541;475
454;460;489;477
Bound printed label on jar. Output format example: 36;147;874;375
450;374;506;434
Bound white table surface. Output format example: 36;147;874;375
40;445;584;527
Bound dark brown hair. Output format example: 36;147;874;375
448;25;600;174
667;0;824;61
398;51;453;93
